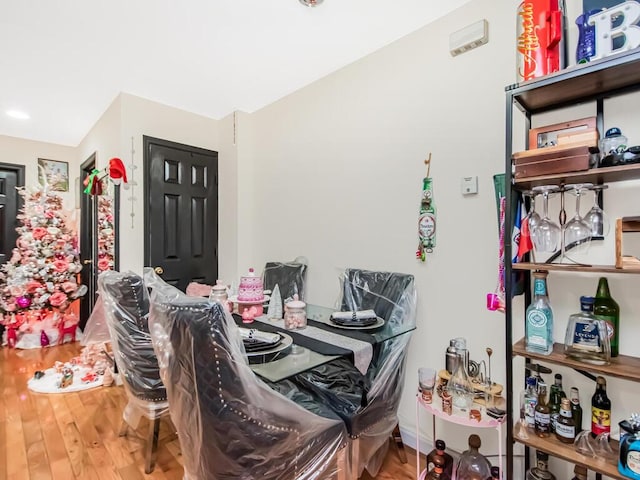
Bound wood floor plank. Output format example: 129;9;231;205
4;356;29;480
33;394;75;480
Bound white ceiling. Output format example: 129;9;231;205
1;0;472;146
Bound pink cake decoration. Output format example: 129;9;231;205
237;268;265;303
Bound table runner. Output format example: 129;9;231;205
252;316;373;374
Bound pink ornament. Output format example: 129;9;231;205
40;330;50;347
16;296;31;308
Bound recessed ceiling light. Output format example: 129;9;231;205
6;110;30;120
299;0;324;6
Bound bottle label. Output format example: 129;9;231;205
551;412;559;431
592;407;611;435
533;278;547;296
527;309;548;328
596;314;616;340
555;422;575;440
628;451;640;474
535;411;550;433
572;321;602;350
525;400;537;426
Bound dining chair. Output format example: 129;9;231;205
145;268;349;480
262;258;308;303
293;268;417;478
97;271;169;474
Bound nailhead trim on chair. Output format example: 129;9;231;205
163;303;301;477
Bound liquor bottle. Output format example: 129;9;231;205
487;466;500;479
520;376;538;428
572;465;588;480
425;455;446;480
618;413;640;479
526;271;554;355
548;374;566;433
534;382;551;438
526;451;557;480
564;295;611;364
455;434;492;480
427;439;453;479
594;277;620;357
570;387;583;432
591;376;612;437
556;398;576;444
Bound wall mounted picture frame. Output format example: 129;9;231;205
37;158;69;192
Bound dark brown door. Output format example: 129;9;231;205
144;136;218;291
0;163;25;264
79;154;97;328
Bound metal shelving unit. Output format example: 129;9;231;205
504;47;640;480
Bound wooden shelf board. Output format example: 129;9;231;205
513;338;640;382
512;262;640;274
513;428;623;479
513;163;640;189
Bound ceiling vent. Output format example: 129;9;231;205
450;19;489;57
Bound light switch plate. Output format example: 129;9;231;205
461;176;478;195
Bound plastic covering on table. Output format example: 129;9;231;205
295;268;416;478
262;259;308;303
144;268;348;480
97;271;168;427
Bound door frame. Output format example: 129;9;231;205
143;135;219;274
0;162;26;258
79;153;97;327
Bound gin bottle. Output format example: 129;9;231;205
564;296;610;365
520;376;538;428
526;271;554;355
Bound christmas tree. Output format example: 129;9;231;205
0;186;85;346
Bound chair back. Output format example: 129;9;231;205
146;269;345;480
98;271;166;403
263;261;307;302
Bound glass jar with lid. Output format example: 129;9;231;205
284;296;307;330
209;280;228;305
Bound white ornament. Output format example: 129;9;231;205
266;284;283;320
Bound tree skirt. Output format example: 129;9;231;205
27;366;103;394
2;327;83;349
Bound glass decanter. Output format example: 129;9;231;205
448;340;473;411
455;434;492;480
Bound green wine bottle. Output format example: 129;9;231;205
593;277;620;357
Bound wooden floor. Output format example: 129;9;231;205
0;343;416;480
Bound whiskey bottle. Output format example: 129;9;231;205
427;439;453;479
534;382;551;438
548;374;566;433
591;376;612;437
564;296;611;364
594;277;620;357
571;465;587;480
526;451;557;480
526;271;554;355
570;387;583;433
425;455;446;480
556;398;576;444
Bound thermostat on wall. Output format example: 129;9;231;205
450;19;489;57
461;176;478;195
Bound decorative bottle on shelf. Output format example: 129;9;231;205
556;398;576;444
526;271;554;355
455;434;492;480
619;413;640;479
534;382;551;438
521;376;538;428
591;376;612;438
594;277;620;357
570;387;583;433
526;451;557;480
548;374;566;433
564;295;611;364
571;464;588;480
427;439;453;480
425;455;446;480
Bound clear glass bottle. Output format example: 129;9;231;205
594;277;620;357
526;271;554;355
564;296;611;364
534;382;551;438
548;374;566;433
591;376;611;437
520;376;538;428
449;350;473;411
570;387;583;433
427;440;453;480
556;398;576;444
455;434;492;480
526;451;557;480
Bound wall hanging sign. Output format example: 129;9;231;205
416;153;436;262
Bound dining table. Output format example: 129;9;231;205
233;304;416;383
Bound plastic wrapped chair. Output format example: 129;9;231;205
145;268;349;480
97;271;169;474
293;268;416;478
263;259;308;303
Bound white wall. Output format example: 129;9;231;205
0;135;78;212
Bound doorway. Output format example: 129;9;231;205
79;154;97;328
0;162;25;265
143;136;219;291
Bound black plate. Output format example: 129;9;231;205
330;316;378;327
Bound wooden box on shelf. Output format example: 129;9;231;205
615;216;640;269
